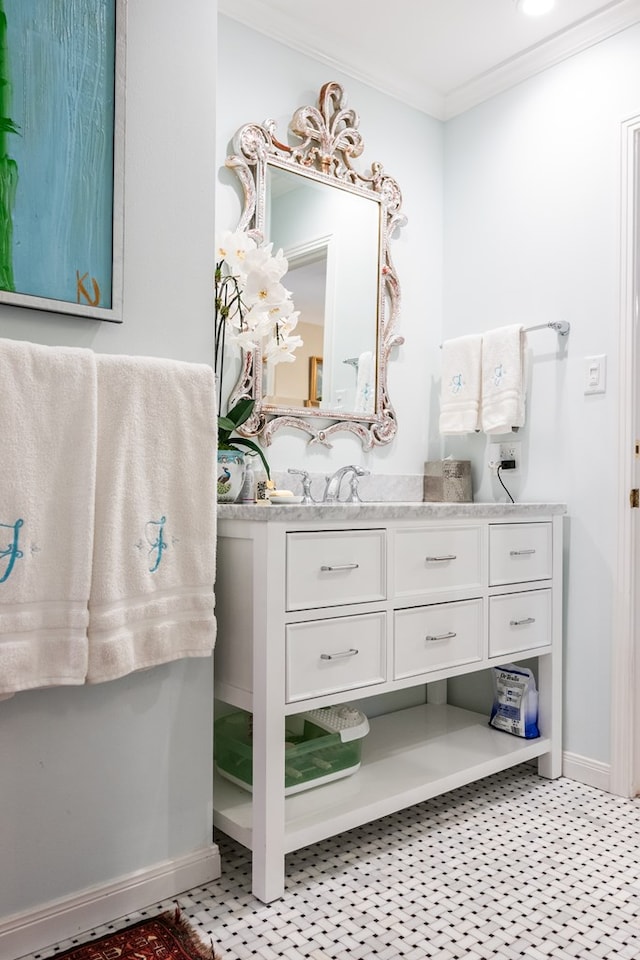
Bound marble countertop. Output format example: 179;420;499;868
217;501;567;522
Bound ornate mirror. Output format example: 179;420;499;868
226;81;407;448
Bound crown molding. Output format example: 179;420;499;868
445;0;640;118
219;0;640;122
217;2;446;118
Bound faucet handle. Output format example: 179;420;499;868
287;468;315;504
344;467;370;503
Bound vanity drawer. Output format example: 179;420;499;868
489;522;552;585
286;529;386;611
285;612;386;702
489;589;552;658
393;525;483;598
393;598;482;680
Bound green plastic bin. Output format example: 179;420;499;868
214;709;365;796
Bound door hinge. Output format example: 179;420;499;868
631;488;640;508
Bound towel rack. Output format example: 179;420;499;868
439;320;570;348
525;321;570;336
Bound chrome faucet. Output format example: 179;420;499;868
287;468;316;504
323;465;370;503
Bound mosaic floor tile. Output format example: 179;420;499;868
18;765;640;960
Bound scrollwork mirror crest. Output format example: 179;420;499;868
225;81;407;448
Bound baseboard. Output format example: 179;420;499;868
562;751;611;792
1;844;221;960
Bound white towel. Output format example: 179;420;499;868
481;325;527;434
87;354;217;683
0;338;96;696
439;335;482;435
354;351;374;413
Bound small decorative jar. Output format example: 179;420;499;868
217;449;245;503
239;452;258;503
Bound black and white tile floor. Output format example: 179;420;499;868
21;766;640;960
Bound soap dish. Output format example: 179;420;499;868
269;495;304;505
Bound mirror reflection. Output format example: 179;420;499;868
263;165;380;415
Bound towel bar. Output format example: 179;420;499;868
439;320;570;348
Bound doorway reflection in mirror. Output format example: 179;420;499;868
264;165;379;415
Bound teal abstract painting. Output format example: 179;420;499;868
0;0;124;321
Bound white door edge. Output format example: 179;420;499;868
612;113;640;798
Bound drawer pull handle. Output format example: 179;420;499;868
425;554;457;562
425;631;457;642
320;648;359;660
510;617;536;626
510;549;536;556
320;563;360;572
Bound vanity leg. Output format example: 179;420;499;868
426;679;447;705
250;526;287;903
538;514;563;780
251;821;285;901
536;652;562;779
250;707;286;903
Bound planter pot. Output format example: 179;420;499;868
217;449;245;503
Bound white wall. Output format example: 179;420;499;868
0;0;217;922
443;24;640;765
216;15;445;479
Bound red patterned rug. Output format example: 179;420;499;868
52;908;220;960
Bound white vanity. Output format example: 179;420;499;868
213;501;565;903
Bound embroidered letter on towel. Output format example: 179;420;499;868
481;325;527;434
87;355;217;683
354;351;374;414
0;338;96;696
439;335;482;435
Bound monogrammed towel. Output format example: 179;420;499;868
0;338;96;696
87;354;217;683
439;335;482;435
481;325;527;434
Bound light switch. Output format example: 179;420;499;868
584;355;606;395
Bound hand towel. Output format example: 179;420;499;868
87;354;217;683
439;335;482;435
481;325;527;434
354;350;374;414
0;338;96;696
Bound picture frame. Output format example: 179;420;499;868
308;355;323;407
0;0;126;322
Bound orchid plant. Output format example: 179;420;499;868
214;229;303;478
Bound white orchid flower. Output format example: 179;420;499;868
215;231;302;408
227;327;261;350
266;299;296;326
215;230;256;277
264;333;304;364
244;244;289;282
242;305;275;340
276;309;300;335
243;269;289;310
265;247;289;282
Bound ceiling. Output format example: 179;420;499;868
218;0;640;118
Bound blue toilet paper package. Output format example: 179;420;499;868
489;664;540;739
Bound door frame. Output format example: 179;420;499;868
612;113;640;798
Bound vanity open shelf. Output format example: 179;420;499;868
214;702;552;853
214;502;565;903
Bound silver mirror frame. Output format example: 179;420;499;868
225;81;407;449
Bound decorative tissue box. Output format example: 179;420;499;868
424;459;472;502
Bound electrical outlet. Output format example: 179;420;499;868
488;440;521;471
